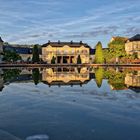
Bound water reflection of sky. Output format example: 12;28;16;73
0;68;140;140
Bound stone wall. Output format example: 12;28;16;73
125;41;140;58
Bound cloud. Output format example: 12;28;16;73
0;0;139;46
125;27;140;36
65;25;118;38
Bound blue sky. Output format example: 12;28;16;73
0;0;140;48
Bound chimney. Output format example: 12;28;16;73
58;40;60;44
48;40;51;44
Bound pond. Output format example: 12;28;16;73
0;66;140;140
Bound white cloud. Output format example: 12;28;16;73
0;0;139;46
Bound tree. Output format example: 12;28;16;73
51;56;56;64
107;38;127;63
32;44;40;63
95;67;104;88
104;69;126;90
3;69;21;82
3;50;22;62
77;55;82;64
94;42;104;64
32;68;40;85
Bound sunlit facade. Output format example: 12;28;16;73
125;34;140;59
41;41;90;64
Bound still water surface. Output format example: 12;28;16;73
0;67;140;140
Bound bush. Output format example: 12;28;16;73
51;56;56;64
77;55;81;64
32;44;40;63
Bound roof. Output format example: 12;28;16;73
110;36;128;43
3;45;33;54
42;41;91;48
0;37;4;43
128;34;140;42
131;59;140;63
90;48;95;55
42;80;90;86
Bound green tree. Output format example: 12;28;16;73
77;55;82;64
95;67;104;88
107;38;127;63
32;44;40;63
94;42;104;64
103;49;113;64
32;68;40;85
51;56;56;64
3;50;22;62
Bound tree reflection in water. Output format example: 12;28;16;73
32;68;40;85
95;67;104;88
0;67;139;92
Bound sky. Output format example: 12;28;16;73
0;0;140;48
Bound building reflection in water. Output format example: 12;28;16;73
125;70;140;92
42;67;90;87
0;67;140;92
104;68;140;91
